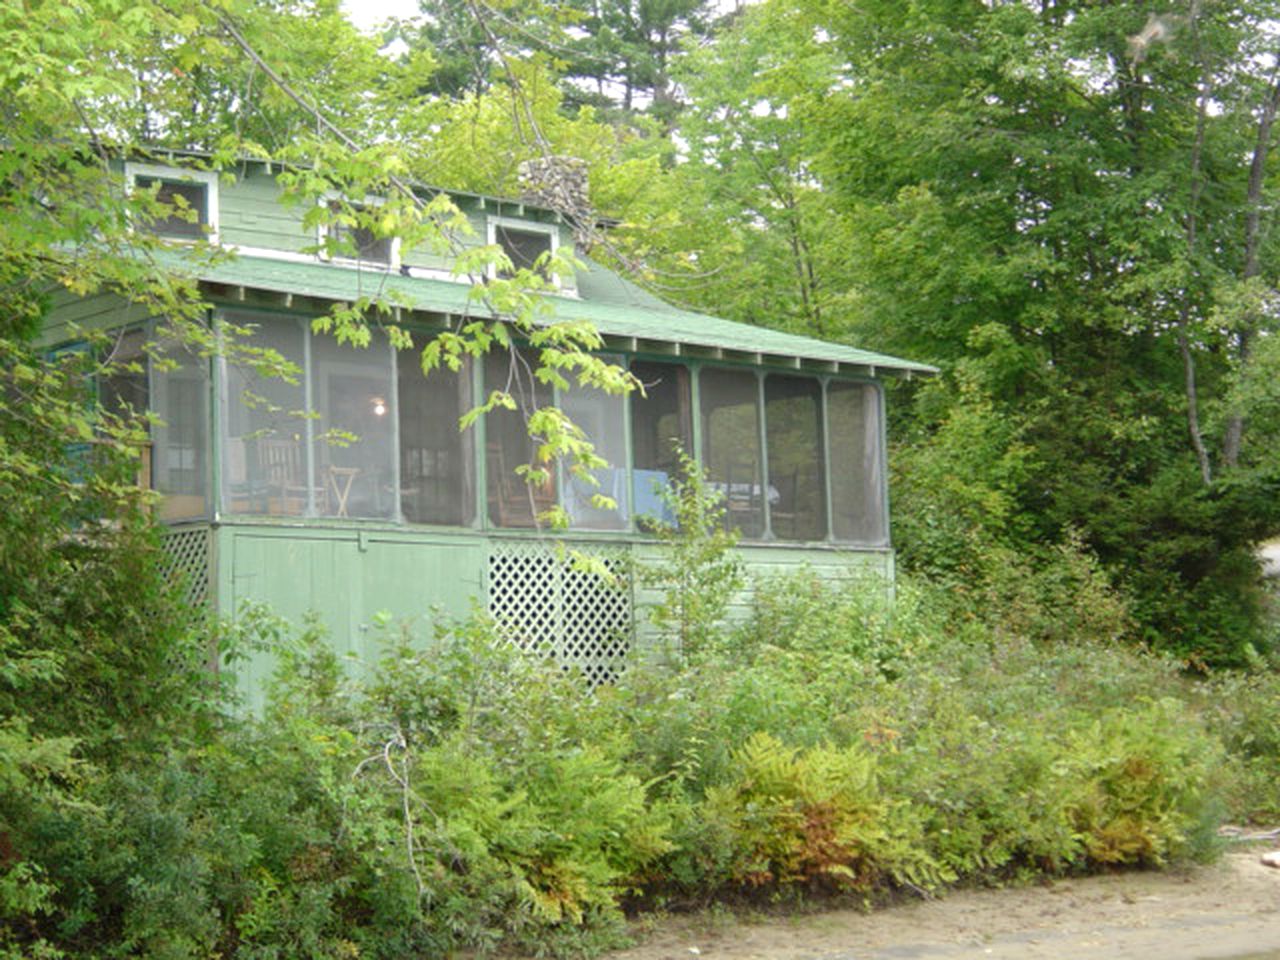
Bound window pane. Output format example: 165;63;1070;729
765;375;826;541
137;178;206;239
330;201;393;265
560;356;627;531
311;330;396;520
397;339;474;526
99;328;148;423
348;225;393;264
221;314;310;517
495;225;552;278
699;367;764;538
629;360;691;525
485;348;556;528
151;331;209;520
828;381;886;544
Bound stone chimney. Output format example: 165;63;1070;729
517;155;594;248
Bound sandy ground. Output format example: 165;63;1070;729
600;848;1280;960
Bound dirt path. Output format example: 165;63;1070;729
602;850;1280;960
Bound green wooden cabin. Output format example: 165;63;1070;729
45;155;934;704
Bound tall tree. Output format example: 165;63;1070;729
801;0;1280;663
396;0;719;122
615;0;850;335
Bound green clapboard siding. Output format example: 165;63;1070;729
220;520;893;711
224;523;487;712
218;169;313;254
631;541;893;645
216;173;564;278
40;291;150;347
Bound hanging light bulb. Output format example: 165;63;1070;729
371;396;387;417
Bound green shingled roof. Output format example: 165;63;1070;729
189;252;936;376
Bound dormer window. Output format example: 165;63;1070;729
125;163;219;242
488;217;558;282
321;196;399;269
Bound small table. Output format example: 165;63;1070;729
327;466;360;518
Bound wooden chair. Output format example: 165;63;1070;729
257;437;325;515
769;468;800;539
722;457;761;532
487;441;555;528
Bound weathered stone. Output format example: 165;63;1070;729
517;156;594;247
1260;850;1280;868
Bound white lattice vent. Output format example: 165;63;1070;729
161;527;211;608
488;541;632;684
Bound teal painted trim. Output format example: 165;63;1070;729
302;317;317;517
689;360;703;466
756;369;772;540
388;334;403;523
144;319;156;492
204;524;220;627
876;381;892;549
211;311;225;520
471;348;486;531
819;377;835;545
622;368;635;531
209;514;894;554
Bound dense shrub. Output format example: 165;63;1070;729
2;577;1252;957
0;411;1263;957
1198;669;1280;822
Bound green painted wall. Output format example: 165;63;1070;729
211;520;892;711
40;291;149;347
213;166;578;290
219;522;486;711
218;167;313;254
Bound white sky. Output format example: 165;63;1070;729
341;0;422;34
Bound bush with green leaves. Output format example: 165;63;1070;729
634;448;745;663
1198;668;1280;822
0;372;1253;958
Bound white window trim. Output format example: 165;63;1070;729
317;193;402;271
486;215;561;288
124;162;220;244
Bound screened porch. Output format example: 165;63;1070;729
102;309;889;546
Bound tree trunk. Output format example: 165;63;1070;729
1223;74;1280;468
1179;0;1213;485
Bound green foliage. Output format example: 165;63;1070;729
571;0;1280;665
1;540;1254;959
634;449;745;662
1065;701;1221;867
1197;669;1280;822
4;3;1276;947
697;733;934;893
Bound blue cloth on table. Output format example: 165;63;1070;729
632;469;675;525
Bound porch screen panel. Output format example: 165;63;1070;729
560;355;627;531
828;381;886;544
629;360;691;525
99;328;149;422
397;340;474;526
311;331;396;520
151;331;210;521
765;374;827;541
699;367;764;539
485;349;556;528
220;315;309;516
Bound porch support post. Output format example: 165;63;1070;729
757;370;772;540
302;317;316;517
820;377;835;544
689;361;703;466
388;333;403;522
210;308;225;521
